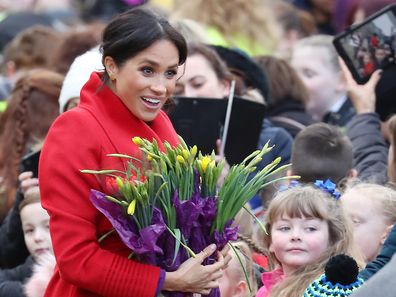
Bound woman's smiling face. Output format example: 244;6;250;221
105;39;180;122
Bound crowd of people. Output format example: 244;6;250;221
0;0;395;296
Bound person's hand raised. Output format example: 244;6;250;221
18;171;39;195
339;58;382;114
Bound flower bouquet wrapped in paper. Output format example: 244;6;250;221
82;137;291;297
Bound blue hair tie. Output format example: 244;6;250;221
278;179;341;200
314;179;341;200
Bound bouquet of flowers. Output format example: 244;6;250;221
82;137;292;297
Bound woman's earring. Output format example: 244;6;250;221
108;72;115;81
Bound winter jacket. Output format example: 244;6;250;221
0;256;33;297
346;113;388;184
39;72;180;297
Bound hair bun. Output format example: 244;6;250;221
325;254;359;286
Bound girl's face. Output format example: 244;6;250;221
174;54;229;98
342;189;390;262
270;214;330;275
21;201;53;261
104;39;180;122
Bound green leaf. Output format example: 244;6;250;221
171;228;181;265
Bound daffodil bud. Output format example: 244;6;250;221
116;176;124;190
190;145;198;158
182;149;190;160
132;137;143;146
176;155;185;165
127;199;136;215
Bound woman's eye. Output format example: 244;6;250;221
192;82;204;89
278;226;290;231
305;227;317;232
165;70;177;79
141;67;154;75
24;229;34;234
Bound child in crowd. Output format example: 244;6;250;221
0;186;54;297
219;241;257;297
341;183;396;263
256;185;362;297
289;122;355;184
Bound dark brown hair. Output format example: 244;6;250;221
254;55;309;105
101;7;187;82
3;25;63;72
52;23;105;75
291;123;353;183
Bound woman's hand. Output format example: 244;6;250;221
163;244;231;295
339;58;382;114
18;171;39;195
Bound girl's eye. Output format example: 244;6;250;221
352;218;361;225
278;226;290;231
165;69;177;79
24;229;34;234
305;227;317;232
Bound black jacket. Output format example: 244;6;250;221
0;190;29;268
346;113;388;184
0;256;33;297
323;97;356;127
268;99;315;138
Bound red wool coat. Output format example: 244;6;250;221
39;72;180;297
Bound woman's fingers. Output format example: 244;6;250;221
196;244;217;264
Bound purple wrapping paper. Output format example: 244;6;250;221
89;185;238;297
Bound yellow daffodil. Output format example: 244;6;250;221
127;199;136;215
182;149;190;160
132;137;143;146
201;156;211;173
190;145;198;158
176;155;185;165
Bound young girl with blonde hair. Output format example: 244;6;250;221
342;183;396;263
256;185;362;297
219;241;257;297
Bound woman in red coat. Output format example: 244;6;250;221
39;7;228;297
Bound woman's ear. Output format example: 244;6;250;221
104;56;118;77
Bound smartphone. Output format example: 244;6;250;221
333;4;396;84
20;150;41;177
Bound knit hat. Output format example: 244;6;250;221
303;254;364;297
58;46;103;113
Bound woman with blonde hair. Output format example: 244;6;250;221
171;0;281;55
